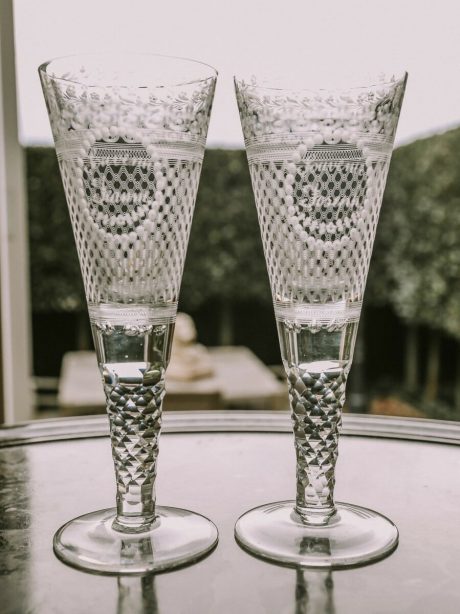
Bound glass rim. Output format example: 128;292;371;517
234;70;408;94
38;52;218;89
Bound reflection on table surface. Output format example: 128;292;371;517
117;575;159;614
114;569;335;614
1;413;460;614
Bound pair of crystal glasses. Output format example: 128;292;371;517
39;54;407;574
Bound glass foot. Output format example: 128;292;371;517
54;506;218;575
235;501;398;569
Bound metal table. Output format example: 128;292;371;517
1;412;460;613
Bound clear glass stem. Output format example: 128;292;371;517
92;316;174;535
52;320;220;574
106;376;164;533
287;363;348;526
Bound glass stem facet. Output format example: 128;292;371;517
287;364;348;526
106;376;164;533
92;318;173;535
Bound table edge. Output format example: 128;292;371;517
1;411;460;447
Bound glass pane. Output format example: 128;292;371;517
8;0;460;422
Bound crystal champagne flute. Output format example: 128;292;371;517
40;54;218;574
234;70;407;568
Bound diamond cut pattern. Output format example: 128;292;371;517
288;366;347;510
107;380;164;495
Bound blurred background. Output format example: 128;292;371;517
1;0;460;422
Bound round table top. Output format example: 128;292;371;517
1;411;460;614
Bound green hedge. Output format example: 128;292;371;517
27;147;83;311
368;127;460;339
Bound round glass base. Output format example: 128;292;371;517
235;501;398;569
53;506;218;575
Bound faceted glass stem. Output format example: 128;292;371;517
278;317;357;525
288;363;348;525
106;375;164;533
92;313;174;534
236;313;399;570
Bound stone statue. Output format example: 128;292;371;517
167;313;214;381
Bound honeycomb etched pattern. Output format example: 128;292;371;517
59;153;200;305
250;158;388;306
106;377;164;512
40;64;215;310
236;76;406;311
288;366;347;509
